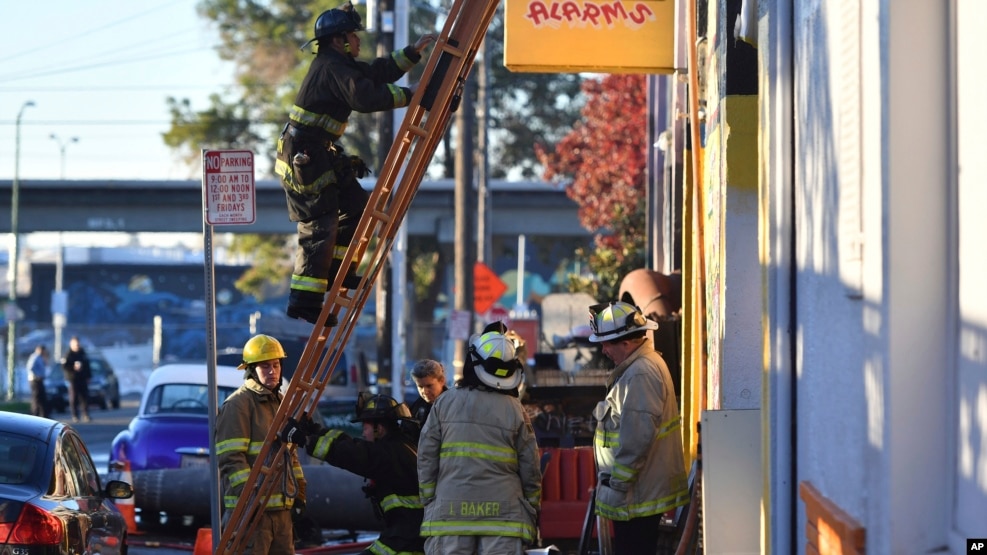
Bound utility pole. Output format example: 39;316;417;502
453;75;476;370
476;35;491;264
375;0;395;389
7;100;35;401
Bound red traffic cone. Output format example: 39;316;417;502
193;527;213;555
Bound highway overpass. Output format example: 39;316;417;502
0;178;589;241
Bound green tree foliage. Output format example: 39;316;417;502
229;234;296;301
537;74;648;300
475;14;584;179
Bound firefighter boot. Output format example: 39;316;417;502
286;290;338;327
329;256;363;289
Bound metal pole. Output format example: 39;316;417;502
453;77;476;369
50;134;79;180
391;0;410;399
200;150;222;551
7;100;34;401
476;38;491;264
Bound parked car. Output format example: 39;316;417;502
110;363;243;473
0;411;133;553
44;354;121;413
88;355;121;410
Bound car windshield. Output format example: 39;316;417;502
0;433;43;485
144;384;237;415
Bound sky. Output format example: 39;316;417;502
0;0;237;183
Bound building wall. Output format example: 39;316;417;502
951;0;987;549
706;0;987;552
787;0;961;552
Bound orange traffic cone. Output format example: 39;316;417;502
193;527;213;555
112;451;143;535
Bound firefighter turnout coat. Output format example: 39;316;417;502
276;45;422;220
307;427;425;554
216;378;306;512
418;386;542;542
592;338;689;521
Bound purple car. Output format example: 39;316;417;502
109;363;243;472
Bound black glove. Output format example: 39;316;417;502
350;156;372;178
280;417;309;446
292;499;306;520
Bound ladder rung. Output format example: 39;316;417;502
440;42;465;57
370;209;391;223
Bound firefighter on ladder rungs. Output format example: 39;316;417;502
276;1;436;327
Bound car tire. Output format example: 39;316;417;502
111;397;121;410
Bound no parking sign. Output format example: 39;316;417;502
202;150;255;225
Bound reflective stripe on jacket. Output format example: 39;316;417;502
418;386;542;542
308;425;424;554
276;45;421;197
215;378;305;511
593;338;689;521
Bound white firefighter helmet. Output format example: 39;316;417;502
587;301;659;343
468;322;524;390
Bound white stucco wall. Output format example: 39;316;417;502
790;0;957;552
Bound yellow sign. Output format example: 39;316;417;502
504;0;677;74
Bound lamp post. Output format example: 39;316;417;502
50;133;79;180
7;100;35;401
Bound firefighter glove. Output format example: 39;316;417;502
280;416;309;446
350;156;371;178
292;499;306;520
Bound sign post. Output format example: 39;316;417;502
201;149;255;551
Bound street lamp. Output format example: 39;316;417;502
7;100;35;401
50;133;79;179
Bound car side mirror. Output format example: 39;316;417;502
105;479;134;500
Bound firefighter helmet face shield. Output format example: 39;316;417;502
301;2;365;51
468;322;524;390
238;334;287;369
587;301;659;343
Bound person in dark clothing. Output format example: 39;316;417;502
408;358;448;432
280;393;424;555
26;344;50;418
61;336;91;423
277;1;436;326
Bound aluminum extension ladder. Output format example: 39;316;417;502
215;0;501;551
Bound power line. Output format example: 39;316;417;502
0;1;180;64
0;46;216;83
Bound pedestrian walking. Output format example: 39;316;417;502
61;336;91;423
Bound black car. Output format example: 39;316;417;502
45;355;122;413
0;412;133;553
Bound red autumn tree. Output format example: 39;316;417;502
537;74;648;297
537;73;647;252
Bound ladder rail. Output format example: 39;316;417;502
215;0;501;551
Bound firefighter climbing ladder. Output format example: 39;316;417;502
215;0;500;552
